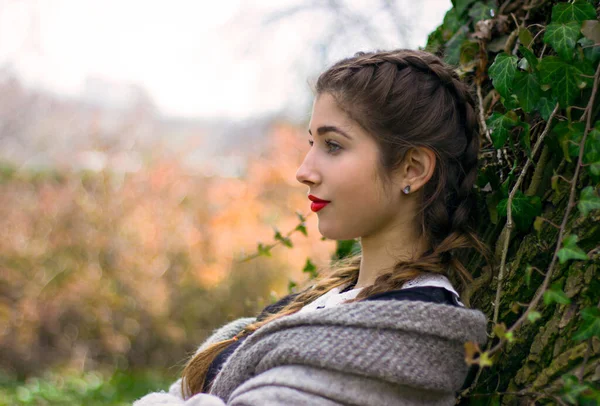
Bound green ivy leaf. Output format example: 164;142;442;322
274;229;293;248
288;280;298;294
302;258;318;279
295;223;308;236
514;71;542;113
442;8;462;35
444;26;469;65
543;282;571;306
544;22;581;61
557;234;589;264
468;2;496;22
578;186;600;217
551;0;597;24
573;307;600;341
535;96;557;121
257;243;272;257
487;111;518;149
497;190;542;232
489;52;518;99
453;0;477;17
539;56;588;107
527;311;542;323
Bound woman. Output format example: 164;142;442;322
134;48;493;406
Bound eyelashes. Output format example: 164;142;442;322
308;139;342;154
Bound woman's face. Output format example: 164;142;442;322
296;92;405;241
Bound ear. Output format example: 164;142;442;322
401;147;436;193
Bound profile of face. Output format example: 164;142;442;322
296;92;408;241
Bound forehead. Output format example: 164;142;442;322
309;93;352;128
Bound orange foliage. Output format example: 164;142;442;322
0;119;335;377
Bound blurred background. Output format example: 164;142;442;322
0;0;450;403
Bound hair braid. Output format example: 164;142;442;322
337;50;492;300
180;49;495;397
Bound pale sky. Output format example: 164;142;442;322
0;0;451;119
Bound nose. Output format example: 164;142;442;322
296;151;320;187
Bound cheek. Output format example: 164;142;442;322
319;170;392;239
338;166;387;209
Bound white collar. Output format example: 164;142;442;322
299;273;464;314
401;273;464;306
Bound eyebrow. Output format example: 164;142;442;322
308;126;352;140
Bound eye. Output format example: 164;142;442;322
308;139;342;154
325;140;341;153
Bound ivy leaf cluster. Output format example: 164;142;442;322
572;306;600;341
496;190;542;232
578;186;600;217
543;282;572;306
557;234;589;264
419;2;600;400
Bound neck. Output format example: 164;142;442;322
354;230;429;290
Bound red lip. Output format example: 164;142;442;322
308;194;331;203
308;195;330;213
311;202;329;212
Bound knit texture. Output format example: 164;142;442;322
228;365;457;406
196;317;256;353
207;300;488;405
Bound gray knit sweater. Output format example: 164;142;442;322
134;300;488;405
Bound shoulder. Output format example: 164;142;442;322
196;316;257;354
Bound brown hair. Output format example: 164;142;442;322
180;48;495;397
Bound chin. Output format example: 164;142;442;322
318;223;358;241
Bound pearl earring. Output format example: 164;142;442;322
403;185;411;194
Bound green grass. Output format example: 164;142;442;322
0;369;176;405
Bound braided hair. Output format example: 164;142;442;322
180;49;495;397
